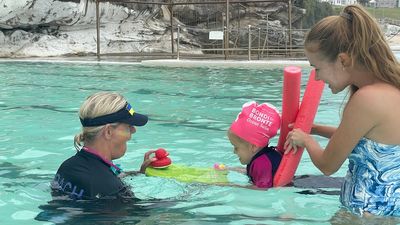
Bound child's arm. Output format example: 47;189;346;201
226;166;246;174
213;163;272;190
214;163;246;174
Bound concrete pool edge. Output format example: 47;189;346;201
0;45;399;69
0;57;312;68
140;59;311;68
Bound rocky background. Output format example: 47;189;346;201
0;0;398;58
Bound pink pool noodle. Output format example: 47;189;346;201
273;69;325;187
276;66;301;154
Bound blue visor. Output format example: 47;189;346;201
80;103;148;127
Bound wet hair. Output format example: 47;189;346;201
73;92;127;151
304;4;400;96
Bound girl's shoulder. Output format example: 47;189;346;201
350;83;400;143
355;82;400;97
351;83;400;108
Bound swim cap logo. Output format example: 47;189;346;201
248;108;274;131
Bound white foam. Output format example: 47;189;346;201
12;149;57;159
20;169;53;175
189;119;218;123
174;139;203;144
0;137;11;142
57;135;74;141
222;107;240;111
11;210;38;220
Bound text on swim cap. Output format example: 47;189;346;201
248;108;274;127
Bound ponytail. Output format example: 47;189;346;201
73;126;105;151
74;133;84;152
305;4;400;97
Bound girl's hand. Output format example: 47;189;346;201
284;128;309;154
139;150;157;173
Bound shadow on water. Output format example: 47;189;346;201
35;198;179;225
0;162;338;224
293;174;344;196
330;209;400;225
0;162;53;181
34;198;334;225
34;175;345;225
2;162;399;224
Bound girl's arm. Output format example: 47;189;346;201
213;165;267;189
311;124;337;138
289;123;336;138
225;166;246;174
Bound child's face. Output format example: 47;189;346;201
228;133;255;165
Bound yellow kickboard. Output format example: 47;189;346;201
145;164;229;184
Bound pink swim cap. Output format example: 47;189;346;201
230;101;281;147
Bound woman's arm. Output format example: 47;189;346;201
285;87;378;175
289;123;336;138
119;150;156;178
139;150;157;173
311;124;337;138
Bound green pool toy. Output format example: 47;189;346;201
145;164;229;184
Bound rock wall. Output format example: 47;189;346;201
0;0;304;58
0;0;176;57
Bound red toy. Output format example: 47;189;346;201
150;148;172;168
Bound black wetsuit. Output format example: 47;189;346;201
51;150;134;200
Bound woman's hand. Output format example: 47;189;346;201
284;128;310;154
288;123;320;135
139;150;157;173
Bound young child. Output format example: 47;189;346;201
227;101;282;189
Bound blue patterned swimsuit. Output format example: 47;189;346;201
340;138;400;216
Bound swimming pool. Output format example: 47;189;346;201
0;61;398;225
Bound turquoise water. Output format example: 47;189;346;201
0;61;398;225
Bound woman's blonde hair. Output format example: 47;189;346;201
304;4;400;96
74;92;127;151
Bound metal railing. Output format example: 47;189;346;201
173;25;307;60
94;0;298;60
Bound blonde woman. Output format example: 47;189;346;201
285;5;400;217
52;92;155;200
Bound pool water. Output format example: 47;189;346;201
0;61;398;225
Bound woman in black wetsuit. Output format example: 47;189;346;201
51;92;155;200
